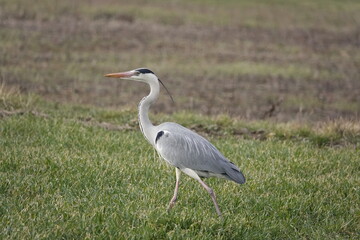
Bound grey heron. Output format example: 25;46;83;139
104;68;245;216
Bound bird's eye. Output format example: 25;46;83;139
134;71;140;76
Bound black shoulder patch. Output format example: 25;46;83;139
155;131;164;144
136;68;155;74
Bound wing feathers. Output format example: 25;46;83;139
155;123;245;184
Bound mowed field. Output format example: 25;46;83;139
1;88;359;239
1;0;360;239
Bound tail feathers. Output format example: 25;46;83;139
224;163;246;184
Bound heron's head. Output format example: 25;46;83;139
104;68;174;102
104;68;157;83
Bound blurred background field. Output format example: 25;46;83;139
1;0;359;121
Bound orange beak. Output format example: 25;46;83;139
104;71;135;78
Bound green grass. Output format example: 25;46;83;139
2;0;359;29
1;90;359;239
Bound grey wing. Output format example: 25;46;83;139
154;122;245;184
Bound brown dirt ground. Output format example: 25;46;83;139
1;0;359;122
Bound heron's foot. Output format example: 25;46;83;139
215;207;223;217
167;197;177;211
209;191;222;217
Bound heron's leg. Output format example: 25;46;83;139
181;168;222;217
168;168;181;210
197;178;222;217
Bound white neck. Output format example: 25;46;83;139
138;80;159;146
